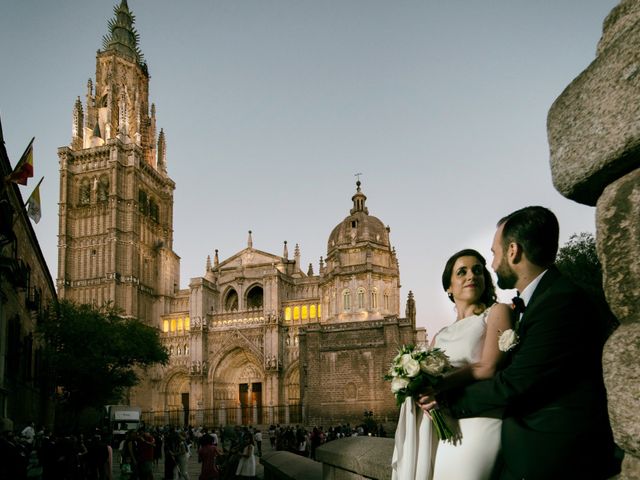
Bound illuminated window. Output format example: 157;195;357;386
177;317;184;330
310;304;317;319
285;307;292;321
371;288;378;309
163;320;169;333
357;288;365;309
343;290;351;311
301;305;308;319
318;304;322;319
184;317;190;330
293;306;300;320
170;319;176;332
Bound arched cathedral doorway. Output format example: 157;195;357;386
165;372;190;427
212;348;264;425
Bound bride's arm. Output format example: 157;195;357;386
439;304;514;390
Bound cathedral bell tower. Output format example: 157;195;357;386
57;0;180;325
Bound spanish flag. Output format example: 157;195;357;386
26;177;43;224
7;137;34;185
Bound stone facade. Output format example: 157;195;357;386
0;121;57;431
548;1;640;477
57;1;422;427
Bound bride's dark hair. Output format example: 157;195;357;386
441;249;497;307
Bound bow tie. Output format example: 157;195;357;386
511;296;526;314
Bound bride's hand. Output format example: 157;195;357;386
416;388;439;415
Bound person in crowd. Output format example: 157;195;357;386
253;429;262;457
136;429;155;480
164;428;180;480
174;431;191;480
235;435;256;479
198;431;223;480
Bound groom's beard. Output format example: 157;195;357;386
495;257;518;290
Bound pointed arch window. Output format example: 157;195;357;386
343;289;351;311
97;176;109;202
310;304;317;319
224;289;239;311
138;190;148;215
384;291;390;311
79;179;91;205
371;288;378;309
357;288;366;309
149;198;159;222
246;285;264;309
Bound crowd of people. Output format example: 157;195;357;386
0;419;386;480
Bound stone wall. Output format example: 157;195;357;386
547;1;640;477
299;317;415;428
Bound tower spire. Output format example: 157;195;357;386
102;0;145;67
248;230;253;248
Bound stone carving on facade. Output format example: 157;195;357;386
265;355;281;372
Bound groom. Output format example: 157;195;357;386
419;206;618;479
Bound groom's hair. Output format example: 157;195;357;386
498;206;559;267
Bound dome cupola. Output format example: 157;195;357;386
327;181;390;254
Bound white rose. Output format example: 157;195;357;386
498;329;519;352
400;354;421;378
420;353;448;376
391;376;410;393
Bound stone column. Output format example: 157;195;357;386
547;2;640;476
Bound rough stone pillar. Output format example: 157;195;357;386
547;2;640;477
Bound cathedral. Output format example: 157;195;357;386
57;0;422;427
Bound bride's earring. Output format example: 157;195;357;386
447;292;454;301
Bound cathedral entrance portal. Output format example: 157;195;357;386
212;348;264;426
165;372;190;427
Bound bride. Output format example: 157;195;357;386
392;249;514;480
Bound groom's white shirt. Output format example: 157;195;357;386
518;269;548;320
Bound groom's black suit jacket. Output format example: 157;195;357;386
447;266;616;480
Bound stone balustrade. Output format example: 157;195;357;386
261;437;393;480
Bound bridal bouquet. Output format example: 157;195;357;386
385;344;454;441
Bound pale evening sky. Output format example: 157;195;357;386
0;1;618;336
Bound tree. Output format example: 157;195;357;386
556;232;619;337
38;300;169;429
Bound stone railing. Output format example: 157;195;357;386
261;451;322;480
261;437;393;480
208;308;265;327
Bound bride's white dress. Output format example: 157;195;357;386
392;310;502;480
